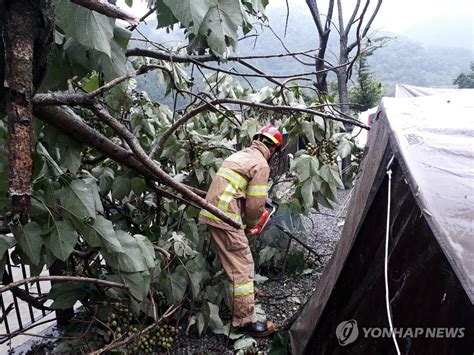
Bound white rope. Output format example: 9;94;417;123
385;168;401;355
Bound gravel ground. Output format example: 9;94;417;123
171;188;353;354
10;189;353;355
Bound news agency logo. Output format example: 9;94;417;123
335;320;466;346
336;319;359;346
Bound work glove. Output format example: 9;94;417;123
245;209;271;236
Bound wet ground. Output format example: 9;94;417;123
7;189;352;354
171;189;352;354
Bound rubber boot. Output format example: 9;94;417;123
237;320;276;337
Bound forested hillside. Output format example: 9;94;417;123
135;5;472;98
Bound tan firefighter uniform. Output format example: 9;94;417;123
199;140;271;327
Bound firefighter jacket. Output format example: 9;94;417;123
199;140;271;231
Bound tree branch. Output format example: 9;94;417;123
150;97;368;159
70;0;139;25
88;304;181;355
343;0;361;37
2;270;51;311
88;103;241;229
127;5;156;32
347;0;383;53
126;48;320;64
345;0;370;81
87;64;169;98
34;64;172;105
33;106;207;202
0;275;140;301
276;225;320;258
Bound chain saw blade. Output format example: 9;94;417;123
260;199;278;231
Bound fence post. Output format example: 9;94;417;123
49;260;74;327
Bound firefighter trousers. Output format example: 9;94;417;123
208;225;257;327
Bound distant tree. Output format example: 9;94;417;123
349;52;383;112
453;62;474;88
305;0;383;187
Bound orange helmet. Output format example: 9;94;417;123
253;125;283;147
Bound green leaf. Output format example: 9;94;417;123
329;165;345;189
337;138;354;158
185;255;211;298
45;220;79;261
321;182;338;203
125;0;133;6
82;216;122;252
40;45;75;91
287;251;305;274
301;179;314;210
58;136;82;174
32;151;45;181
131;177;146;196
200;151;216;166
314;191;333;209
0;235;15;256
160;266;188;304
11;222;43;265
83;73;100;92
197;0;243;56
58;180;97;220
112;176;131;201
97;167;114;195
134;234;156;269
118;270;150;302
164;0;244;57
54;0;115;56
301;121;315;143
195;168;205;184
103;232;154;273
163;0;210;34
196;310;207;335
37;142;63;176
204;283;225;306
155;0;179;28
207;301;224;332
48;282;94;309
113;26;131;50
292;154;319;182
258;246;276;265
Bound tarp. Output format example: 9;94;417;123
290;88;474;354
394;83;472;97
382;91;474;299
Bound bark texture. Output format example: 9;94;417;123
3;0;53;220
5;0;36;218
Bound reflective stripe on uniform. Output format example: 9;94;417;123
217;183;237;211
216;167;248;191
246;184;268;197
229;281;254;297
200;209;243;225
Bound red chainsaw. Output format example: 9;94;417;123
244;199;278;235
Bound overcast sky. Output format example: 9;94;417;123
118;0;473;36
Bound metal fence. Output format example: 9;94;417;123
0;253;53;345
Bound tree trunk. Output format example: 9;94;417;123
3;0;53;222
315;32;330;94
337;42;353;188
5;0;37;222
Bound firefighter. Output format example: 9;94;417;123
199;124;283;337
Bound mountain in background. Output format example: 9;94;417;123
133;4;473;99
